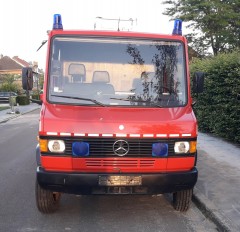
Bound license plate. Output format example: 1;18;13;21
99;175;142;186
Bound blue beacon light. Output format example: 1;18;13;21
53;14;63;30
152;143;168;157
72;142;90;157
172;19;182;35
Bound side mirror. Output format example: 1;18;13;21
31;91;43;105
22;67;33;91
193;72;204;93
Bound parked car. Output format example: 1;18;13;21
0;92;17;103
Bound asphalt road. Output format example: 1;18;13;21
0;110;217;232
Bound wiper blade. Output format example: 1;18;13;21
52;95;106;106
110;97;163;107
36;40;47;52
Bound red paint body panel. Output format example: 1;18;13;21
41;156;194;173
39;29;197;177
167;157;195;171
41;156;167;172
40;104;197;138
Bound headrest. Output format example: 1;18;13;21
68;63;86;75
141;71;154;80
92;71;110;83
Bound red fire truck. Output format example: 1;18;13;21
23;14;204;213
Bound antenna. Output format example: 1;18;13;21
94;17;137;31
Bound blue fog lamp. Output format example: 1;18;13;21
152;143;168;157
53;14;63;30
172;19;182;35
72;142;89;157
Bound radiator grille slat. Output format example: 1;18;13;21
85;159;155;168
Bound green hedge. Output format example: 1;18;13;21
190;51;240;144
17;95;30;105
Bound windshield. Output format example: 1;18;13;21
48;37;187;107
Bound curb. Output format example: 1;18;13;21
193;187;238;232
0;114;19;123
0;107;40;124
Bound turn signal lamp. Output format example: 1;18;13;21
72;142;90;157
172;19;182;35
39;139;48;152
190;141;197;153
152;143;168;157
53;14;63;30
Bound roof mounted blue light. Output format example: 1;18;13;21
172;19;182;35
53;14;63;30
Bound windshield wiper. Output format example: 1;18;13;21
36;40;47;52
52;95;106;106
110;97;163;107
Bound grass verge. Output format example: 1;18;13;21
0;106;10;111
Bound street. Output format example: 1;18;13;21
0;110;217;232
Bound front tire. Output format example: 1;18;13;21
35;181;61;213
173;188;193;212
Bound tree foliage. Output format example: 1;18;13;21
190;51;240;143
162;0;240;56
0;74;20;92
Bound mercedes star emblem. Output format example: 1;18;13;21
113;140;129;156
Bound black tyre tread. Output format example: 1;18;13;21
35;181;61;213
173;188;193;212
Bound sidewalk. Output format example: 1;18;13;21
1;104;240;231
193;132;240;231
0;103;40;123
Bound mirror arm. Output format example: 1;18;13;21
30;98;42;105
191;100;196;107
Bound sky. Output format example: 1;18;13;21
0;0;178;69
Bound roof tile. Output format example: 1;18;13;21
0;56;29;71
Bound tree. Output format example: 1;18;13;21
162;0;240;56
0;74;20;92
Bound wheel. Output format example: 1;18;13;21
173;188;193;212
35;180;61;213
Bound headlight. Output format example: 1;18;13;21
174;141;190;154
48;140;65;153
174;141;197;154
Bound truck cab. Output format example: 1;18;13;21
25;15;204;213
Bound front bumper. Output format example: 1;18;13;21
37;167;198;194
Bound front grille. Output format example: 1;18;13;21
40;136;196;158
65;138;175;157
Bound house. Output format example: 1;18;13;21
0;55;44;90
0;55;30;75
